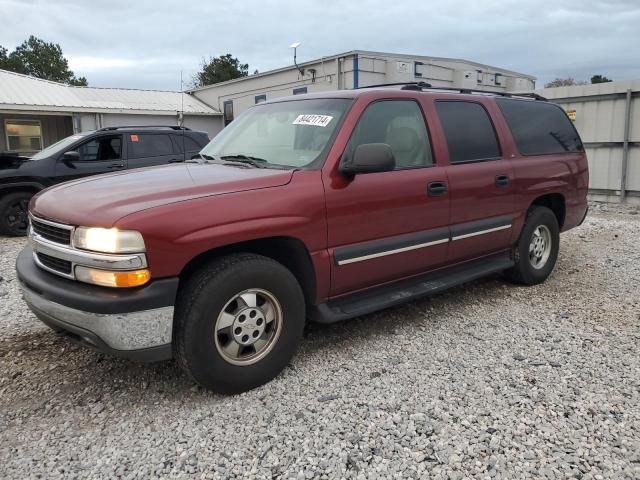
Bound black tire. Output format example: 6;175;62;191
173;253;305;394
505;206;560;285
0;191;33;236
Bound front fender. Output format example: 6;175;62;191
115;171;328;280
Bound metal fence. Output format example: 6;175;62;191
538;80;639;204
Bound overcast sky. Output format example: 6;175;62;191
1;0;639;90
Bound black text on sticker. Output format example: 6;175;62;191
292;114;333;127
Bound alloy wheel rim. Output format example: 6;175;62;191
214;288;283;366
6;199;29;232
529;225;552;269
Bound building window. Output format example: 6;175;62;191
494;73;503;86
223;100;234;126
5;119;42;152
255;94;266;104
293;86;307;95
414;61;424;78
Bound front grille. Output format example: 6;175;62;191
36;252;72;275
31;218;72;245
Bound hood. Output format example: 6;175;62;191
0;153;31;170
32;163;294;227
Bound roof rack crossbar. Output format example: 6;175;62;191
355;81;433;90
507;92;548;101
97;125;192;132
355;82;547;101
420;86;511;97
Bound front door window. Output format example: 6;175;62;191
76;136;122;161
347;100;433;169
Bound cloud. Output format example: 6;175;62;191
67;57;143;71
0;0;638;89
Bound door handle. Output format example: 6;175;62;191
427;181;448;197
169;158;184;163
107;162;125;169
495;174;509;187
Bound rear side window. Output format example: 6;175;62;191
435;101;501;163
496;98;584;155
348;100;433;168
128;134;173;158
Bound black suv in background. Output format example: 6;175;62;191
0;126;210;236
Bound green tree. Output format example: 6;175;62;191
0;46;7;67
0;36;87;86
544;77;588;88
591;74;612;84
194;54;248;87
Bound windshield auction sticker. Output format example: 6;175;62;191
293;114;333;127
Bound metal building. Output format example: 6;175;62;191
0;69;223;155
191;50;536;124
539;80;640;204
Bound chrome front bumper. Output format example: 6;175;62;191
22;283;173;350
21;283;173;353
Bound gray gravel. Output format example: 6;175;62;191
1;202;639;479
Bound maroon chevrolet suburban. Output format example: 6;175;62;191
16;84;589;393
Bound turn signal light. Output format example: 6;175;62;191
75;266;150;288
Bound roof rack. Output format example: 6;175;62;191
355;81;433;90
97;125;192;132
507;92;548;101
357;81;547;101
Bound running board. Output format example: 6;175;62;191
310;251;513;324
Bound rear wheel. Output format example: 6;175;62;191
0;192;33;236
505;206;560;285
174;253;305;394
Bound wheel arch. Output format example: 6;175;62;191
529;193;566;229
0;183;44;197
178;236;317;308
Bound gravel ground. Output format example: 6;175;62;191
1;202;639;479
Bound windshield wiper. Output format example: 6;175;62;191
188;153;283;169
186;153;217;163
220;154;269;168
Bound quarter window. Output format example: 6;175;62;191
183;136;201;151
128;134;173;158
5;119;42;152
348;100;433;168
76;136;121;161
496;98;584;155
172;135;201;154
435;101;501;163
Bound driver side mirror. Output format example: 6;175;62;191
340;143;396;176
62;150;80;167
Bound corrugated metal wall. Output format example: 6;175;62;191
539;80;639;203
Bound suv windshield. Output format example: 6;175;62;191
30;134;87;160
200;98;352;168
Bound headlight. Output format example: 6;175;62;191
73;227;145;254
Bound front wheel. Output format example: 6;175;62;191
505;206;560;285
0;191;33;236
174;253;305;394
